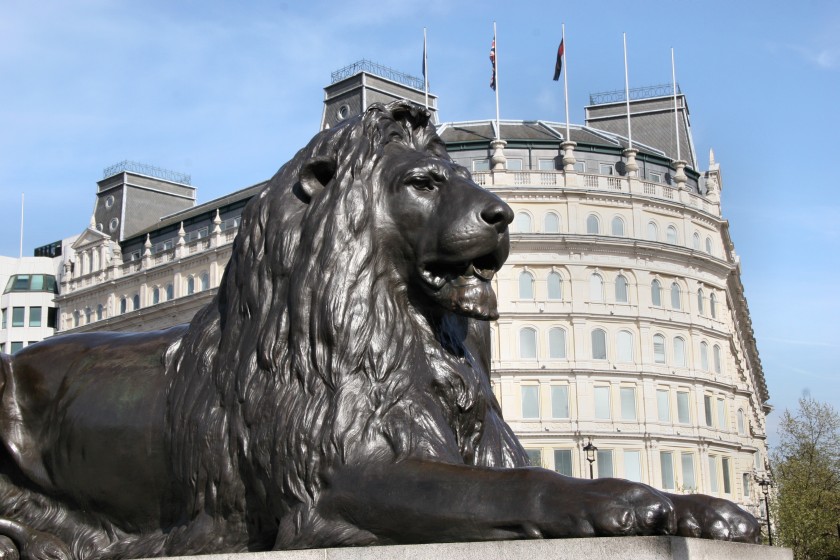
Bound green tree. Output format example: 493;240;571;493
771;397;840;559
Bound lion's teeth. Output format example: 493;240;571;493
422;269;446;288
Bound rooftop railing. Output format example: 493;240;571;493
103;161;192;185
589;83;681;105
330;59;424;90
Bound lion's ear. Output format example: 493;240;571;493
298;157;337;203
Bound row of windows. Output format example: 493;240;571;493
1;306;57;329
472;158;667;183
3;274;58;294
3;341;41;354
512;211;715;255
124;217;241;263
524;447;750;497
515;271;720;318
515;326;725;373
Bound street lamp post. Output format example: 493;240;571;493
582;438;597;480
754;472;773;546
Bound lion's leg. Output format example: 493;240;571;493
665;493;761;543
0;519;71;560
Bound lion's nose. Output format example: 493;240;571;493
480;200;514;232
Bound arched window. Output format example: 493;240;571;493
692;232;700;250
697;288;705;315
616;330;633;362
187;276;195;295
200;272;210;291
515;212;532;233
544;212;560;233
120;297;127;314
519;271;535;300
700;341;709;371
586;214;600;234
653;334;666;364
611;216;625;236
166;283;174;301
705;237;713;254
519;327;537;359
651;279;662;307
73;310;80;327
615;275;628;303
85;307;92;324
548;327;566;359
737;409;746;435
547;272;563;300
710;293;718;319
589;273;604;302
132;294;140;311
713;345;722;374
591;328;607;360
96;304;103;321
670;282;681;310
673;337;686;366
647;221;658;241
666;225;678;244
153;287;161;305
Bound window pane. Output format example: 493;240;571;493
742;473;751;497
697;289;705;314
12;307;24;327
551;385;569;418
708;456;719;493
133;294;140;310
704;395;714;427
620;387;637;420
12;275;30;291
597;450;614;478
519;272;535;299
616;330;633;362
30;275;44;291
29;307;42;327
693;232;700;250
10;342;23;354
677;392;691;423
549;328;566;359
589;274;603;302
615;275;628;303
538;158;555;171
624;450;642;482
473;159;490;171
506;158;523;171
647;222;658;241
48;308;57;328
737;409;746;435
591;329;606;360
515;213;532;233
594;386;611;419
705;237;713;254
681;453;696;490
673;337;686;366
586;214;600;234
153;287;160;304
187;277;195;295
671;282;681;310
722;457;732;493
599;163;614;175
657;390;670;422
666;225;678;244
201;273;210;291
717;398;726;429
545;213;560;233
525;449;542;467
701;342;709;370
166;284;174;300
547;273;562;300
519;328;537;359
611;216;625;236
651;280;661;306
653;334;666;364
1;309;6;329
713;345;722;374
96;305;103;321
660;452;675;490
554;449;573;476
521;386;540;419
710;293;717;318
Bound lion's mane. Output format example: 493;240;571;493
164;101;526;553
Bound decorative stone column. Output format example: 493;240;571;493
673;160;688;189
142;234;152;269
490;139;507;171
623;148;639;177
561;141;577;172
176;221;186;258
211;209;222;247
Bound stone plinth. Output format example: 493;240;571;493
148;537;791;560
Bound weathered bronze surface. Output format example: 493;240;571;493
0;100;760;559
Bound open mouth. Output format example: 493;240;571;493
419;253;500;290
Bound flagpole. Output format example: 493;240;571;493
493;21;500;140
671;47;681;161
562;23;570;141
623;32;632;149
423;28;429;109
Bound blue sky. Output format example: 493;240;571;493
1;1;838;443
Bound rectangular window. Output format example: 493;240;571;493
722;457;732;494
599;163;615;175
742;473;751;497
677;392;691;424
717;398;727;429
597;449;614;478
29;307;42;327
525;449;542;467
660;451;675;490
624;450;642;482
11;307;24;328
573;161;586;173
506;158;523;171
521;385;540;419
657;389;671;422
681;453;696;490
554;449;573;476
708;456;719;493
12;275;30;291
30;275;44;291
473;159;490;172
704;395;714;427
10;342;23;354
620;387;637;420
551;385;569;419
754;452;762;471
538;158;556;171
47;308;57;329
653;337;666;364
1;308;5;329
648;171;663;183
594;386;611;419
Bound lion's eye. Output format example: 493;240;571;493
407;176;435;191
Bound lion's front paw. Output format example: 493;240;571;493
18;531;71;560
667;493;761;543
584;479;676;537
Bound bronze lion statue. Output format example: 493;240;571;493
0;100;760;559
